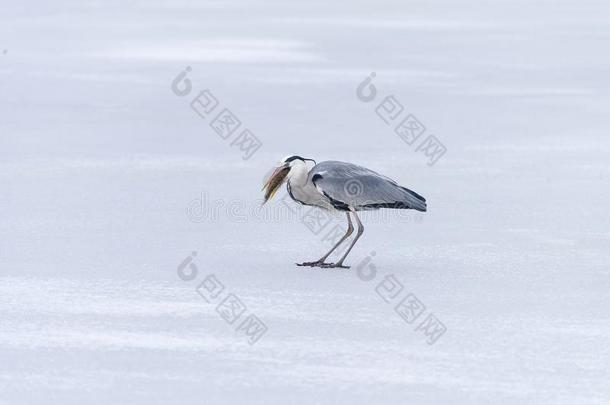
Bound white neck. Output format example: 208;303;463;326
287;161;310;187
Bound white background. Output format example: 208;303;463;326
1;0;609;403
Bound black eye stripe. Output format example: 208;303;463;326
284;155;316;164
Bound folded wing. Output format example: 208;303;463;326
310;161;427;212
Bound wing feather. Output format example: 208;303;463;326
310;161;427;211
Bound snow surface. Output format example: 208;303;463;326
1;0;609;403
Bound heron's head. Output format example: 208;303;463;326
262;155;316;204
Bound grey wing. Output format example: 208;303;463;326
309;161;427;212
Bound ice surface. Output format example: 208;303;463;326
1;0;609;403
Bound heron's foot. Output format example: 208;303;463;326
296;260;328;267
320;262;350;269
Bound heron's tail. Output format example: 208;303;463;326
399;187;427;212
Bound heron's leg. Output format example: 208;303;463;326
317;212;354;263
324;211;363;269
297;212;353;267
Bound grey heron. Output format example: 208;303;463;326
263;155;427;268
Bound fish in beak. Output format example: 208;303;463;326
262;163;290;204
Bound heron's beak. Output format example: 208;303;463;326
262;163;290;204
